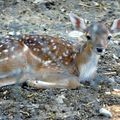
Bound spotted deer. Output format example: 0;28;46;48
0;13;120;89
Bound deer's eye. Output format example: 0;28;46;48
108;35;112;40
86;35;91;40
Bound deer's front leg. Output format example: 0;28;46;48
26;68;80;89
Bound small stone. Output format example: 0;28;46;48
113;40;119;45
3;90;8;95
113;88;120;92
108;77;115;83
56;95;65;104
33;0;44;4
8;31;15;36
61;8;66;12
105;91;111;95
8;31;21;36
16;31;21;35
93;1;99;6
113;54;119;60
99;108;112;118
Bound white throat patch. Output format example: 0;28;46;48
79;52;100;82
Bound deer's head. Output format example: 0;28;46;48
69;13;120;55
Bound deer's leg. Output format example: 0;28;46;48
26;68;80;89
0;69;24;87
0;69;32;87
0;68;80;89
0;77;24;87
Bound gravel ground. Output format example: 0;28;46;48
0;0;120;120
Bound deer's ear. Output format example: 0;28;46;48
69;13;86;31
111;18;120;33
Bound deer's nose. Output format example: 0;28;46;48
96;48;103;53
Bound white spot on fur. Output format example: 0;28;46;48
31;36;34;38
63;52;68;57
67;44;71;47
25;36;30;40
51;39;54;43
66;50;69;54
0;45;3;47
32;43;36;46
62;43;65;45
38;41;43;46
34;38;37;41
58;56;62;60
36;48;40;52
43;60;52;66
3;49;8;53
39;36;42;39
33;48;37;51
73;54;76;59
0;57;8;62
65;62;69;65
53;45;57;50
52;42;55;46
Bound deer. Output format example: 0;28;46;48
0;13;120;89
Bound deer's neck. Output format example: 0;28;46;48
76;43;100;82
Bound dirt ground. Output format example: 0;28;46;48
0;0;120;120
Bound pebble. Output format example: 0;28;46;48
99;108;112;118
92;1;99;6
112;54;119;60
105;91;111;95
33;0;44;4
61;8;66;12
113;88;120;92
107;77;115;83
55;95;65;104
3;90;8;95
8;31;21;36
113;40;119;45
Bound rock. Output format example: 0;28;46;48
8;31;21;36
92;1;99;7
113;40;120;45
105;91;111;95
108;77;115;83
113;54;119;60
99;108;112;118
33;0;45;4
55;95;65;104
61;8;66;12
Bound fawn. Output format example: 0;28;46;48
0;13;120;89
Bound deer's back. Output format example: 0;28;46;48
0;35;78;73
